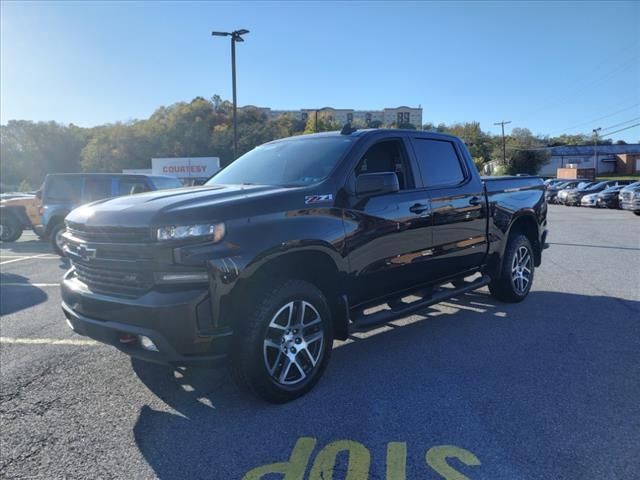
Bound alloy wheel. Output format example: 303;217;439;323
263;300;324;386
511;245;532;294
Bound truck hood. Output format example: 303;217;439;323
66;184;292;227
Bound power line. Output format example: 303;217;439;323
529;54;640;116
556;103;640;134
600;116;640;133
599;122;640;137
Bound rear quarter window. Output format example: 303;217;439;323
44;176;83;203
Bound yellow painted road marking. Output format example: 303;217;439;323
0;283;60;288
0;254;57;265
0;337;98;346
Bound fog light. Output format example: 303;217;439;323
139;335;159;352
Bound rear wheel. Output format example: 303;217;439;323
232;279;333;403
0;215;23;242
489;234;535;303
49;222;66;256
634;211;640;216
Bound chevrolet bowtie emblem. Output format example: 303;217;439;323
77;244;97;261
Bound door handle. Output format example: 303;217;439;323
469;196;483;206
409;203;430;215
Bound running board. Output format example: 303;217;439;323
349;274;491;332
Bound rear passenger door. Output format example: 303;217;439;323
409;136;487;280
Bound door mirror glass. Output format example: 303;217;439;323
355;172;400;196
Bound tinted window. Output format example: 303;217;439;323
118;179;150;196
44;176;83;203
412;138;465;187
84;177;112;202
150;177;183;190
356;140;410;189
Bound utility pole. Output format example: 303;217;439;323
494;120;512;165
211;29;250;160
592;127;602;177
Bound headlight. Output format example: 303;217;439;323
156;223;225;242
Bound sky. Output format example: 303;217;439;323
1;1;639;141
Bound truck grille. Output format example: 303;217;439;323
71;260;154;297
66;222;151;243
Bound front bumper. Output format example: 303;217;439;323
620;198;640;212
61;271;232;365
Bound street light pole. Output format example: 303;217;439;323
592;127;602;177
231;38;238;159
212;29;249;160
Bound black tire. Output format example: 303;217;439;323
49;222;66;256
489;234;535;303
634;211;640;216
231;279;333;403
0;215;23;242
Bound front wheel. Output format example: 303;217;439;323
49;222;67;256
232;279;333;403
634;211;640;216
489;234;535;303
0;215;23;242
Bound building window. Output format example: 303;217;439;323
347;113;353;123
301;112;308;121
404;112;410;123
397;112;403;123
365;113;372;124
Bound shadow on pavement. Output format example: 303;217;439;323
0;272;48;315
131;290;640;479
0;239;52;255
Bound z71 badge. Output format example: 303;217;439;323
305;194;333;205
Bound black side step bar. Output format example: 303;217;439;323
349;274;491;332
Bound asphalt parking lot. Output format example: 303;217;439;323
1;205;639;479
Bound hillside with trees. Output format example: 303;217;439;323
0;95;624;191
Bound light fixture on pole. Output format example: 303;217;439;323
211;29;250;160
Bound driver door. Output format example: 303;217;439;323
343;137;435;306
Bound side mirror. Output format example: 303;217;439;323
36;190;42;200
355;172;400;196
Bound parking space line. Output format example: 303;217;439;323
0;283;60;287
0;336;98;346
0;254;57;265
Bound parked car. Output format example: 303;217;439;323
39;173;183;254
0;193;41;242
596;185;627;209
60;128;548;403
563;180;632;206
545;180;589;204
619;181;640;215
556;181;595;204
580;193;600;207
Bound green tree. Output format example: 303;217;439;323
0;120;85;189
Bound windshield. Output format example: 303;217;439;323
207;136;355;187
584;181;608;191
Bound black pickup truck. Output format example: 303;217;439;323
61;128;548;403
